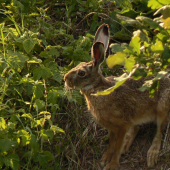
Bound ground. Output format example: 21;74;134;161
60;104;170;170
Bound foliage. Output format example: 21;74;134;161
0;0;170;169
98;1;170;96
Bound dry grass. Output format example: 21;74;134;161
58;101;170;170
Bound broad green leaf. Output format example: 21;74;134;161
129;33;140;55
110;43;127;53
27;57;42;64
37;151;53;167
0;117;6;130
40;129;54;140
161;8;170;29
33;66;52;80
107;52;126;68
150;40;164;53
3;154;19;170
148;0;170;9
39;111;51;115
39;111;51;120
50;125;65;134
113;31;131;40
154;71;167;81
34;99;45;111
117;14;138;25
47;89;59;104
7;51;29;72
0;139;16;152
40;129;48;139
66;90;83;104
31;119;41;128
30;135;39;151
33;84;44;98
17;130;31;146
136;16;160;29
125;56;135;72
23;38;37;54
94;79;127;96
53;72;64;84
48;48;60;57
21;113;33;120
7;122;16;129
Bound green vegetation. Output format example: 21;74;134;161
0;0;170;169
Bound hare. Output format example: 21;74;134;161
64;24;170;170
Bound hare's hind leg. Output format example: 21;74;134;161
101;131;115;167
121;125;139;154
147;113;167;167
147;88;170;167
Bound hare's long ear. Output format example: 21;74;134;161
92;42;105;67
94;24;110;52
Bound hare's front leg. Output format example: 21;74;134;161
104;127;127;170
121;125;139;154
101;131;116;166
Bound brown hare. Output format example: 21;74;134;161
64;24;170;170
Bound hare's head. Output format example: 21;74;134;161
64;24;110;91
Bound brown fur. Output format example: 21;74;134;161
64;24;170;170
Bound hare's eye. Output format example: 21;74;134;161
78;70;86;77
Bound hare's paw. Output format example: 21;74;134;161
101;152;112;167
147;144;159;167
103;162;119;170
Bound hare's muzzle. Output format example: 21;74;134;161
64;73;74;89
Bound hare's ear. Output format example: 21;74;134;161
92;42;105;67
94;24;110;52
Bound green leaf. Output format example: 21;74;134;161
50;125;65;134
23;38;37;54
0;139;16;152
107;52;126;68
47;89;59;104
161;8;170;29
129;32;141;55
148;0;170;9
7;51;29;72
34;99;45;111
136;16;161;29
53;72;64;84
48;48;60;57
150;40;164;53
40;129;54;140
33;84;44;98
154;71;167;81
17;130;31;146
110;43;128;53
125;56;135;72
3;154;19;170
27;57;42;64
0;117;6;130
36;151;53;167
33;66;52;80
117;14;138;25
21;113;33;120
30;134;39;151
94;79;127;96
